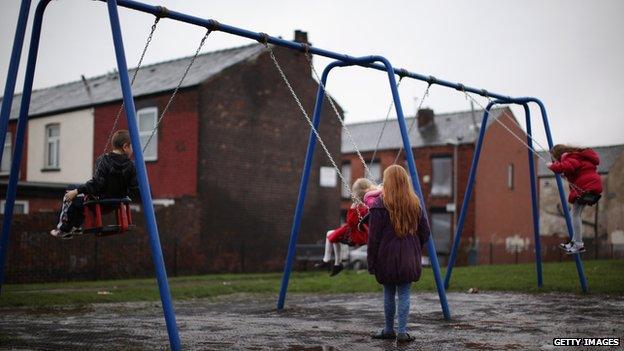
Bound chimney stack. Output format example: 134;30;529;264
417;108;434;130
294;30;308;44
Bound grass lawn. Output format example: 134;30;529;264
1;260;622;308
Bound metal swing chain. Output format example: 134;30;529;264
302;48;373;181
393;82;433;164
142;29;211;153
462;91;586;194
104;16;160;154
263;42;367;210
369;75;404;170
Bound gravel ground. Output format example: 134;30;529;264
1;291;622;350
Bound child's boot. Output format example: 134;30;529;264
329;263;344;277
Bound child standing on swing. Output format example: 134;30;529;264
547;144;602;254
368;165;430;343
316;178;377;276
50;130;138;239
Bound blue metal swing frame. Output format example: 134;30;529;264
0;0;587;349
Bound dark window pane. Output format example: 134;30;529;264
431;157;452;196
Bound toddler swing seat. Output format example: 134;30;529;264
577;192;601;206
82;196;134;236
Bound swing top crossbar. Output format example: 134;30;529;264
104;0;518;103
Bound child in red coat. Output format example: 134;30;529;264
316;178;377;276
547;144;603;254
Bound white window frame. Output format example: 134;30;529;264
44;123;60;169
341;162;351;198
1;200;29;215
0;132;12;175
431;156;453;197
319;166;337;188
137;107;158;161
367;160;382;185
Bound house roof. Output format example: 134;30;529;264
0;44;265;119
341;108;505;153
537;144;624;177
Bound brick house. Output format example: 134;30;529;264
538;144;624;256
341;107;535;265
0;31;343;282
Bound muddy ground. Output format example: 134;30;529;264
1;292;622;350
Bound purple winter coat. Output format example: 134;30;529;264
367;197;430;285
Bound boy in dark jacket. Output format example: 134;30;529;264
50;130;139;238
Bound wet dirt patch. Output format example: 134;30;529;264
1;292;622;350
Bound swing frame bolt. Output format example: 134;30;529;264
155;6;168;18
397;68;409;78
427;75;437;85
456;83;466;92
207;19;220;31
258;32;270;46
481;89;489;98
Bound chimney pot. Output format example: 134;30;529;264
294;30;308;44
417;108;434;130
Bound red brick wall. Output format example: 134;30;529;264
196;46;342;272
474;108;536;263
93;90;199;198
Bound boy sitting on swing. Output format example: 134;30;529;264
50;130;139;239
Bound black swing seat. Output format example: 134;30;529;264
82;197;135;236
577;192;601;206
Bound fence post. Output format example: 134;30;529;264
93;238;99;280
240;242;245;273
173;237;178;277
611;244;614;260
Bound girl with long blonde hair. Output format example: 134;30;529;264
367;165;430;343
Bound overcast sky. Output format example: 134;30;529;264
1;0;623;149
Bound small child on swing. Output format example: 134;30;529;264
50;130;138;239
546;144;602;254
316;178;378;276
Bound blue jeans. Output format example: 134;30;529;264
383;283;411;334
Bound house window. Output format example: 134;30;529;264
1;132;11;174
319;166;337;188
138;107;158;161
367;160;382;184
44;124;60;169
431;156;452;196
430;210;452;255
341;162;351;198
508;163;514;190
0;200;29;215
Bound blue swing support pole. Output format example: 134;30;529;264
0;0;588;348
0;0;33;291
277;57;451;320
523;104;543;288
105;1;181;349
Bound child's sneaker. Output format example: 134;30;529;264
565;242;585;255
559;241;573;251
49;228;73;240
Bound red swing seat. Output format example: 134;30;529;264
82;197;134;236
